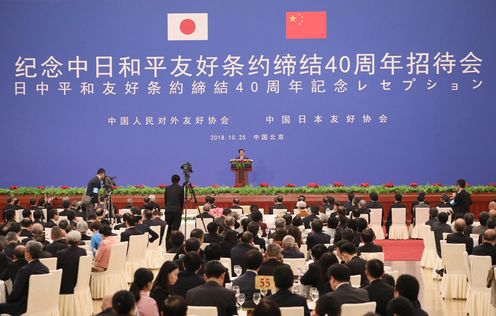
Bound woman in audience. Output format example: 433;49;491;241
161;296;187;316
220;229;239;257
287;225;303;247
253;299;281;316
167;231;185;254
112;290;137;316
250;207;268;237
300;252;338;295
150;261;179;312
130;268;159;316
93;225;118;271
291;215;303;228
281;235;304;258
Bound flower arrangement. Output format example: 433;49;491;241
233;183;244;188
9;186;17;190
489;182;496;187
36;186;45;189
134;185;145;189
307;183;319;188
157;184;167;189
59;185;70;190
285;183;296;187
384;182;394;188
359;183;369;187
432;183;442;187
211;184;220;188
333;182;344;187
409;182;418;188
259;183;269;187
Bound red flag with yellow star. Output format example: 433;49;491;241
286;11;327;39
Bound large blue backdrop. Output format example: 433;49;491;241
0;0;494;187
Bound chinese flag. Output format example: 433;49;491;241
286;11;327;39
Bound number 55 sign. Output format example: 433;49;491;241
255;276;276;291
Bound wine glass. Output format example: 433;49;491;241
237;293;245;308
232;285;240;297
234;265;242;277
310;287;319;302
253;292;261;305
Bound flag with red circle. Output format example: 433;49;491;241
167;13;208;41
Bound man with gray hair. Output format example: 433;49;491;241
281;235;304;258
270;218;288;243
57;230;86;294
196;203;214;219
0;241;49;315
76;220;91;241
45;226;68;257
258;243;290;276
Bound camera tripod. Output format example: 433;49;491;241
183;179;207;235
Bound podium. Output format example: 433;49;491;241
230;159;253;187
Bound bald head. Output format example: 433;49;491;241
454;218;466;233
31;223;44;235
483;229;496;245
489;209;496;219
14;245;25;260
489;201;496;211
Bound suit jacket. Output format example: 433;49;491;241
306;232;331;250
144;218;167;242
300;262;331;295
364;279;394;316
185;281;237;316
425;218;438;226
447;232;473;254
253;236;266;251
56;245;86;294
232;270;257;301
171;270;205;298
4;242;19;259
204;233;223;244
267;289;310;316
282;248;305;258
366;201;383;210
358;242;383;253
302;214;319;229
45;239;68;257
164;183;184;214
196;212;214;219
453;189;472;216
0;253;12;275
431;223;453;257
85;176;101;203
95;308;114;316
231;243;255;271
346;256;368;287
120;225;159;243
322;283;369;307
46;219;58;228
258;259;290;276
387;202;406;226
472;242;496;265
6;259;49;315
269;203;286;214
0;258;27;283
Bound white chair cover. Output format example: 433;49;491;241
368;208;384;240
22;269;62;316
361;252;384;262
437;207;453;223
411;207;430;239
440;244;468;299
164;252;176;262
59;256;93;316
272;209;287;217
200;242;210;251
220;257;232;278
146;226;165;269
40;257;57;272
179;219;197;238
195;217;213;230
284;258;306;276
389;270;399;281
420;225;439;269
350;275;361;288
389;208;409;240
465;254;492;316
470;234;480;246
187;306;217;316
90;242;128;299
341;302;377;316
126;234;149;282
280;307;304;316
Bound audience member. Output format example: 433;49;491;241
57;230;86;294
364;259;394;316
150;261;179;311
395;274;428;316
130;268;159;316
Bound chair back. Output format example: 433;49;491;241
442;232;450;240
350;274;361;288
437;207;453;222
40;257;57;271
369;208;382;225
164;252;176;262
415;207;430;225
200;242;210;251
127;234;148;260
284;258;306;276
50;269;63;310
119;208;131;215
341;302;377;316
470;233;480;246
280;306;304;316
107;242;128;273
272;209;287;217
220;257;232;277
25;272;54;314
469;255;492;288
187;306;217;316
74;255;92;291
195;217;213;230
441;243;467;274
148;226;161;249
391;208;406;224
361;252;384;262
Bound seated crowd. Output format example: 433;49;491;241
0;189;494;316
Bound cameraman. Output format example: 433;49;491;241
164;174;184;249
84;168;106;213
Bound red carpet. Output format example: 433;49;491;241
374;240;424;261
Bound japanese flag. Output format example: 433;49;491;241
167;13;208;41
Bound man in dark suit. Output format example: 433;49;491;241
4;232;20;259
447;218;474;254
395;275;428;316
46;209;59;228
164;174;184;249
258;243;290;276
185;260;237;316
364;259;394;316
343;192;355;213
358;228;383;253
431;212;453;257
338;242;368;287
302;206;320;229
266;266;310;316
56;230;86;294
230;198;243;211
451;179;472;220
172;252;205;297
204;222;223;244
232;249;263;305
306;219;331;250
0;245;27;284
247;222;266;251
196;203;214;219
366;191;383;210
84;168;105;212
231;232;255;272
45;226;68;257
0;240;49;315
269;195;287;214
386;193;406;236
472;229;496;264
425;208;439;226
320;263;369;308
120;215;159;243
